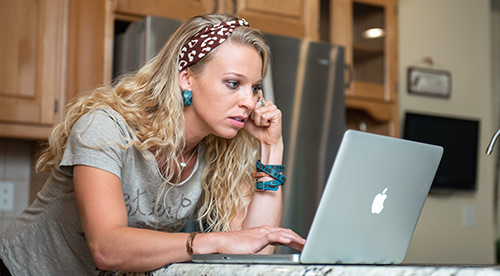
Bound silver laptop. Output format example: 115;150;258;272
192;130;444;264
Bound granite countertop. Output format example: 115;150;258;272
118;263;500;276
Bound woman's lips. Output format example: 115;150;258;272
229;117;246;128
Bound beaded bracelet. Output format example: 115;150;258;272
255;160;286;191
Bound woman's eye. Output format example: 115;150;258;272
252;85;263;95
226;80;240;89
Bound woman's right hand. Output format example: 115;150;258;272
193;226;306;255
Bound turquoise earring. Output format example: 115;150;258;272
182;90;193;106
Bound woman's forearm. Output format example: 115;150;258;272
242;138;284;245
88;227;191;272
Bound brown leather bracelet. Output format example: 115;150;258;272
252;172;269;179
186;231;199;256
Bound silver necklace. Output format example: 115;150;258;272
180;146;198;168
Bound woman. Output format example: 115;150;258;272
0;14;304;275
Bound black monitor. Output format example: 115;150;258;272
403;112;479;191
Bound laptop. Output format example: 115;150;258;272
192;130;444;264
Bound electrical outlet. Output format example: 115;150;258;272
0;182;14;211
462;205;475;228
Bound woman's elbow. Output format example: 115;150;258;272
88;240;124;271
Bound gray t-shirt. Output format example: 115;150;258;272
0;109;205;275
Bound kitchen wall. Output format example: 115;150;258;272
399;0;497;264
0;139;32;233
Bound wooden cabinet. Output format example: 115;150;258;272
234;0;320;40
65;0;114;101
115;0;320;40
0;0;67;139
115;0;215;20
331;0;399;137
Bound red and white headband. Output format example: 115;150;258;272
178;18;249;71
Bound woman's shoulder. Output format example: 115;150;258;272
76;108;125;124
72;108;133;142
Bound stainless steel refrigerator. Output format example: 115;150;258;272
114;17;345;253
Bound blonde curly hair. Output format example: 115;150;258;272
36;14;270;233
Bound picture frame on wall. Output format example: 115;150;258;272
407;67;451;98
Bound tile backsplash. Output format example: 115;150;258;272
0;139;32;233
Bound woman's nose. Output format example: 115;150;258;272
239;88;257;109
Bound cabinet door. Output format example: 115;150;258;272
234;0;320;40
332;0;399;137
115;0;215;19
333;0;397;103
351;0;397;102
0;0;66;139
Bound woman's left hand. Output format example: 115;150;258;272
241;98;284;251
245;98;283;147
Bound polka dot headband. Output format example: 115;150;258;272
178;18;250;71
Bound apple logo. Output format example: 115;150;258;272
371;187;388;214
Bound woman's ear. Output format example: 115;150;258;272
178;68;191;91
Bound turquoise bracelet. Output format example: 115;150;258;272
255;180;282;191
255;160;286;191
260;164;285;172
256;160;286;184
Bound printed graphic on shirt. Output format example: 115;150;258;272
124;188;193;232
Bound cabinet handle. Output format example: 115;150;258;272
232;0;237;15
212;0;219;13
345;63;353;89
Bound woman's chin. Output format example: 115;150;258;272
215;129;240;139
